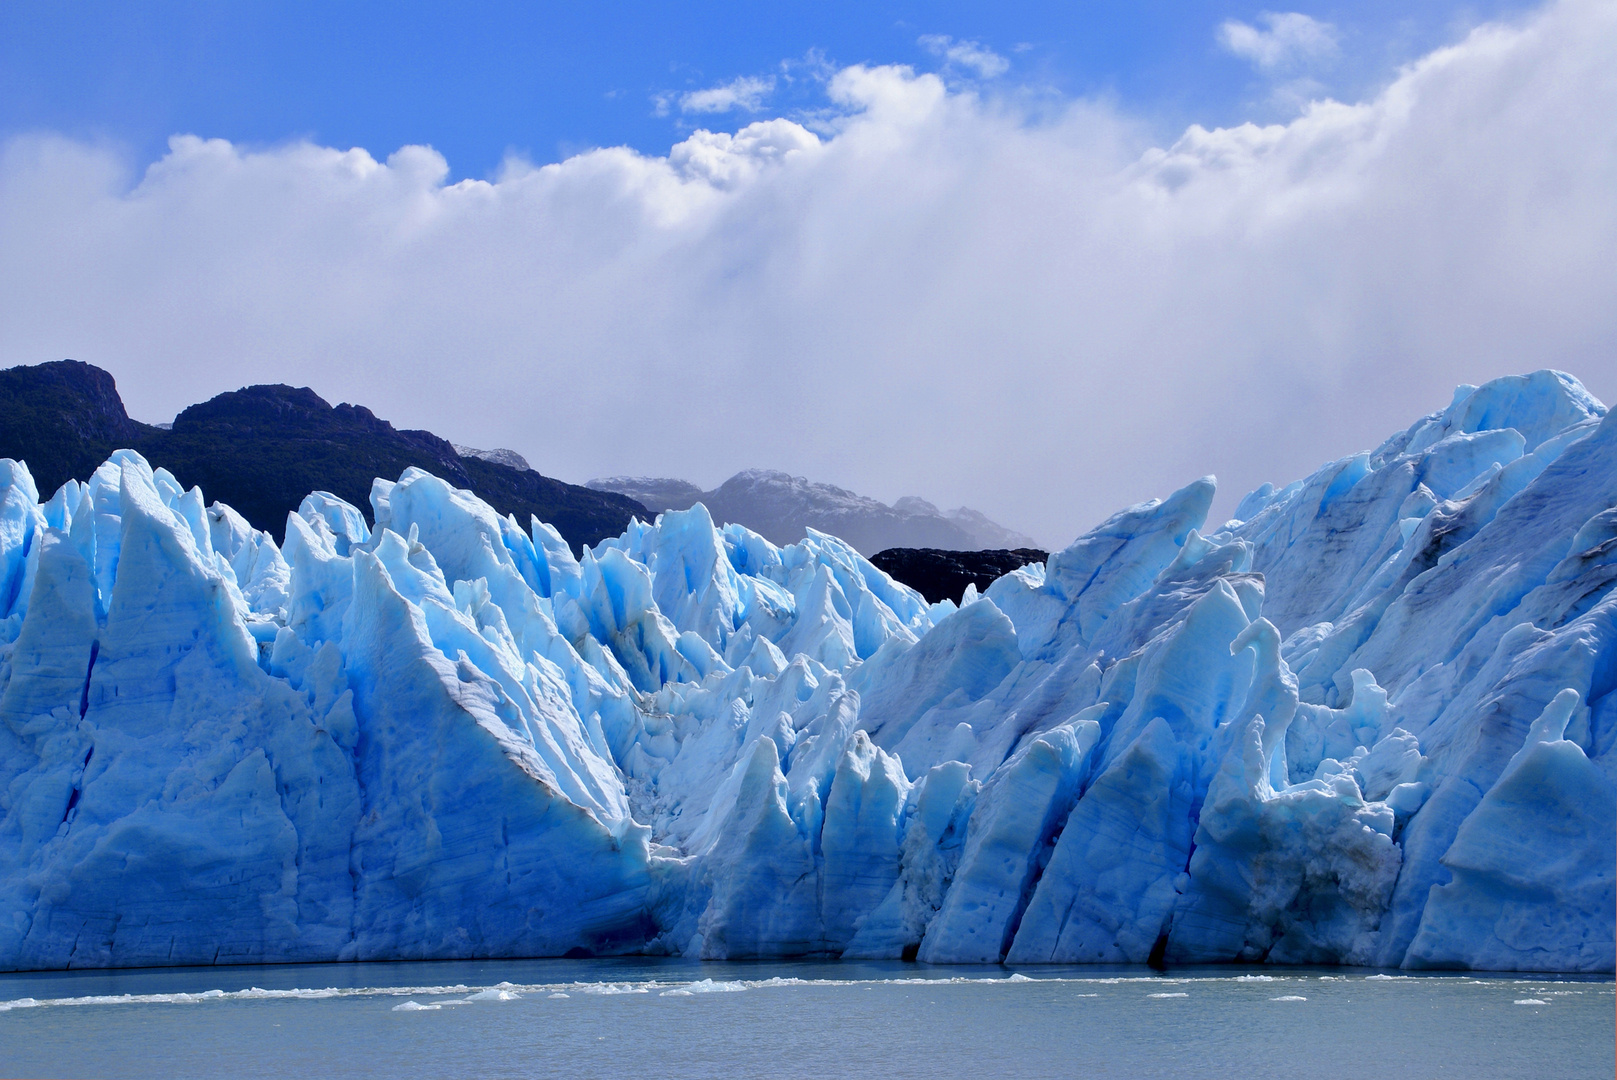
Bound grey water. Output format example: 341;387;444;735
1;959;1612;1079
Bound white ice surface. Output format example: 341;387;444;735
0;370;1612;972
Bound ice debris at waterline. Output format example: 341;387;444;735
0;371;1612;973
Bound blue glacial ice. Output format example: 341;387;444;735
0;370;1612;972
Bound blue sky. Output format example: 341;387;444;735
0;1;1610;544
2;1;1533;179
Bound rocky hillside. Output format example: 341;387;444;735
869;547;1051;604
0;360;645;552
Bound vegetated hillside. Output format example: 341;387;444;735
0;360;146;492
0;360;646;552
870;546;1050;604
588;468;1036;555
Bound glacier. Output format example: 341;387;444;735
0;370;1612;973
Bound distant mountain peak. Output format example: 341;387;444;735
455;445;534;473
587;469;1035;554
586;476;706;514
892;495;941;516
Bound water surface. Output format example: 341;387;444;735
2;959;1611;1079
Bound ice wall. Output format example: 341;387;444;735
0;371;1612;972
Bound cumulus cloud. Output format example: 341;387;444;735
1218;11;1339;70
0;0;1613;546
918;34;1010;78
679;75;776;114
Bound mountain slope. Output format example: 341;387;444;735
0;360;146;493
588;468;1035;554
0;360;646;551
870;547;1051;604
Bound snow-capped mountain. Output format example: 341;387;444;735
453;445;535;473
587;469;1038;555
0;370;1611;973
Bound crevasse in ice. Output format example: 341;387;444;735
0;370;1612;972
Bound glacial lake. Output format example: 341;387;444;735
1;959;1611;1079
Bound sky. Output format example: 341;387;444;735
1;0;1613;546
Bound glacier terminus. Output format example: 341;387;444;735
0;370;1612;973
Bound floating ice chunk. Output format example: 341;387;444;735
660;979;747;995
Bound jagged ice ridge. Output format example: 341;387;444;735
0;371;1612;972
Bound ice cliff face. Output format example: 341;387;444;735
0;371;1612;972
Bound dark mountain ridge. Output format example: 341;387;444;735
0;360;646;552
1;360;1043;601
869;547;1050;605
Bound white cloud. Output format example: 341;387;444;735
0;0;1613;547
1219;11;1339;71
667;119;820;190
919;34;1010;78
679;75;775;114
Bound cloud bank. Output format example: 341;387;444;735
0;0;1613;546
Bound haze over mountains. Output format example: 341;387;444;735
588;471;1036;556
